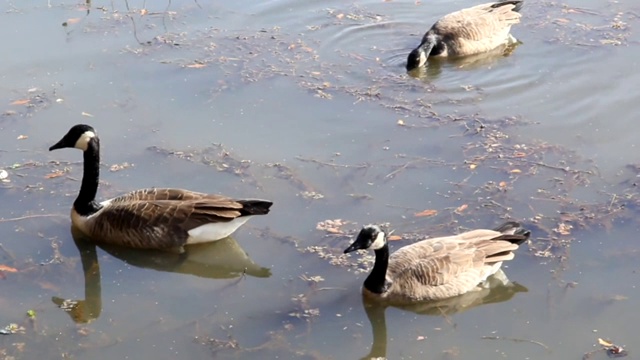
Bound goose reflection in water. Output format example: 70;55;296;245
359;270;527;360
52;226;271;324
408;41;522;81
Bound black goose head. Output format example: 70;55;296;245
49;124;97;152
406;33;443;71
344;225;387;253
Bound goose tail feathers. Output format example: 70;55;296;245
237;200;273;216
492;221;531;245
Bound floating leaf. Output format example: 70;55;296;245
26;310;36;319
16;135;28;140
599;338;614;347
415;209;437;217
397;119;405;126
45;170;65;179
514;152;527;158
469;163;477;170
10;99;30;106
186;63;206;69
510;169;522;174
387;235;402;241
0;265;17;273
455;204;468;213
499;181;507;188
81;112;94;117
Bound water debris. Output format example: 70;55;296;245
0;323;25;335
316;219;349;234
300;191;324;200
0;170;8;183
414;209;438;217
109;162;133;172
583;338;628;359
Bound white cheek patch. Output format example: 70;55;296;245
74;131;95;151
370;231;386;250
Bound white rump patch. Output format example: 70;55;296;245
370;231;387;250
75;131;96;151
186;216;252;244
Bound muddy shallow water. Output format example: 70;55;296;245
1;0;639;359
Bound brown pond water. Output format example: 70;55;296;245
1;0;639;359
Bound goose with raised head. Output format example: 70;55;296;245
343;221;530;303
406;0;524;71
49;124;273;250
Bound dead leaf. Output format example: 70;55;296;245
186;63;206;69
387;235;402;241
469;163;477;170
81;112;94;117
397;119;405;126
16;135;28;140
499;181;507;188
455;204;468;213
513;152;527;158
336;13;345;19
0;265;18;273
45;170;65;179
10;99;30;106
415;209;437;217
598;338;613;347
510;169;522;174
140;8;148;15
66;18;81;24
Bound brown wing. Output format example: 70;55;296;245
108;188;233;204
386;229;522;300
88;199;243;249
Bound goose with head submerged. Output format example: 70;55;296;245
406;0;524;71
49;124;273;250
343;221;530;303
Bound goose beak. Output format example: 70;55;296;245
49;138;67;151
343;242;360;254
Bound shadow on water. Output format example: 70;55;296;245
52;226;271;324
359;271;528;360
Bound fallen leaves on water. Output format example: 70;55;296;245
26;310;36;319
0;170;8;182
0;265;18;273
455;204;468;214
469;163;477;170
397;119;405;126
554;222;573;235
10;99;30;106
186;63;207;69
0;323;25;335
45;170;66;179
81;111;94;117
316;219;348;234
510;169;522;174
110;162;133;172
415;209;437;217
62;18;82;26
387;235;402;241
16;135;28;140
583;338;629;359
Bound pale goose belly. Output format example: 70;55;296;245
186;216;253;244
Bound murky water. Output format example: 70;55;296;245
1;0;639;359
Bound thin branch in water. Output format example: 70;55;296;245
481;336;550;352
295;156;369;169
0;214;66;223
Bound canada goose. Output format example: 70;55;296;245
49;124;272;250
406;0;524;71
343;221;530;303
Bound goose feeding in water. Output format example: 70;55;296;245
343;221;530;303
406;0;524;71
49;124;272;250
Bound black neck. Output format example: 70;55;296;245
73;138;102;216
363;243;390;294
